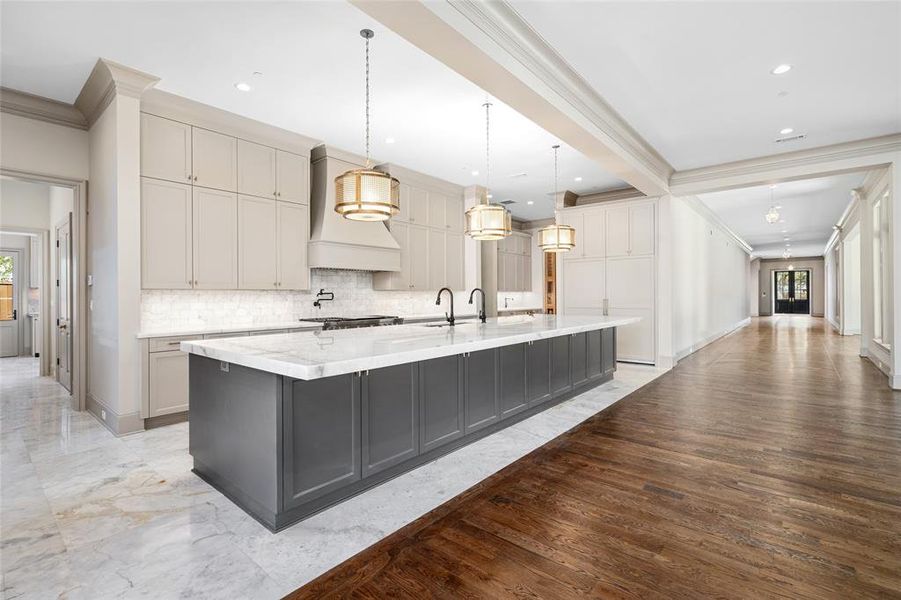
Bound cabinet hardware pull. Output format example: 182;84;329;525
186;174;192;181
193;176;198;181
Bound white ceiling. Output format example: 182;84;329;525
511;1;901;170
0;1;627;221
698;172;866;259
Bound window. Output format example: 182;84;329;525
0;255;13;321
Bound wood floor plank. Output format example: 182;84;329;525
286;317;901;599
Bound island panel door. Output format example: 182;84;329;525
464;349;500;433
571;332;589;388
550;335;573;396
499;343;527;418
420;355;464;453
526;339;551;405
283;373;361;509
362;364;419;477
586;329;604;381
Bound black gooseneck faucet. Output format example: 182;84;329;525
468;288;486;323
435;287;455;326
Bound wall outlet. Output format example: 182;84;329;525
101;409;107;420
220;362;229;373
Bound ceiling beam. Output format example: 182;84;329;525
350;0;672;196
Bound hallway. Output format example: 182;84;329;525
291;316;901;599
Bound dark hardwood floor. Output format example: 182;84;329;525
287;317;901;599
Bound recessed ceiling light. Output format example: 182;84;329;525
234;82;252;92
385;137;396;144
769;184;778;189
527;201;534;205
574;177;583;182
771;64;792;75
487;193;493;199
779;128;794;135
775;205;782;209
471;170;479;176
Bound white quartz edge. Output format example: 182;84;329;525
180;315;640;381
136;321;324;339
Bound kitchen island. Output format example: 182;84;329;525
181;314;639;531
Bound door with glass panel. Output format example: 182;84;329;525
0;250;20;357
774;270;810;314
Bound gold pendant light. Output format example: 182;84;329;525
538;145;576;253
465;102;512;240
335;29;399;222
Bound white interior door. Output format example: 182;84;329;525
56;218;72;391
0;250;20;358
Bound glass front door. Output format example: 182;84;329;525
774;270;810;314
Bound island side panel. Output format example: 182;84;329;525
189;355;282;526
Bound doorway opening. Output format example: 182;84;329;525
774;269;811;315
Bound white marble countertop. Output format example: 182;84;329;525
136;321;324;339
181;314;639;380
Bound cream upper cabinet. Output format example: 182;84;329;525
141;178;193;289
409;188;428;225
504;252;518;292
523;253;532;291
606;206;630;257
192;127;237;192
277;202;310;290
395;184;411;223
583;209;606;258
141;114;192;184
373;221;411;290
427;229;446;289
560;212;582;259
629;203;655;256
445;195;464;232
237;140;277;199
445;232;464;289
428;192;446;229
276;150;309;204
409;224;429;289
238;196;278;289
192;187;238;289
497;250;506;291
563;259;606;310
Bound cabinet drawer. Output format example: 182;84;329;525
149;335;201;353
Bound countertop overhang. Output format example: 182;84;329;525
180;315;640;381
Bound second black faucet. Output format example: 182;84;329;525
435;287;455;326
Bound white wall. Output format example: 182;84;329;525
671;196;750;360
0;178;50;228
0;113;89;181
748;258;760;316
843;225;861;334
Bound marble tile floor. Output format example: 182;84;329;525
0;356;666;599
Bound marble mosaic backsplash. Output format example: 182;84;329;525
141;269;541;332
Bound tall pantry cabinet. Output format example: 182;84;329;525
558;199;656;363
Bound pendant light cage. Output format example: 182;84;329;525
538;144;575;253
465;101;513;240
334;29;399;222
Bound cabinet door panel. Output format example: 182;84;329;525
503;252;518;292
497;250;506;292
571;332;589;388
527;339;551;405
610;307;654;363
583;209;606;258
499;344;527;417
446;232;464;290
141;114;191;184
192;127;237;192
561;212;582;260
277;150;309;204
192;187;238;289
148;350;189;417
284;374;360;508
630;203;655;256
395;183;411;222
409;225;429;290
607;257;654;309
606;206;630;257
420;355;464;452
587;329;603;381
238;196;278;289
428;192;446;229
277;202;310;290
237;139;276;199
562;259;605;311
464;349;499;433
141;178;192;289
551;335;572;396
362;364;418;477
445;195;464;232
409;188;429;225
428;229;446;289
523;253;532;292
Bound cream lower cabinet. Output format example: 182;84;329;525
141;178;193;289
148;350;190;418
277;202;310;289
193;187;238;289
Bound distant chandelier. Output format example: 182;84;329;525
335;29;399;222
764;186;780;224
538;145;576;253
782;249;791;259
465;102;512;240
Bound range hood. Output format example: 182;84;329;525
308;145;401;272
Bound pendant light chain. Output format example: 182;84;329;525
364;33;371;167
484;102;492;196
553;144;560;205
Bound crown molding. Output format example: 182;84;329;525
0;87;87;130
576;186;645;205
75;58;159;127
670;134;901;195
679;195;754;255
447;1;673;186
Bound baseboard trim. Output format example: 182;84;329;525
674;317;751;363
86;393;145;436
145;411;188;429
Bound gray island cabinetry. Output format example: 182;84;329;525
182;316;633;531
